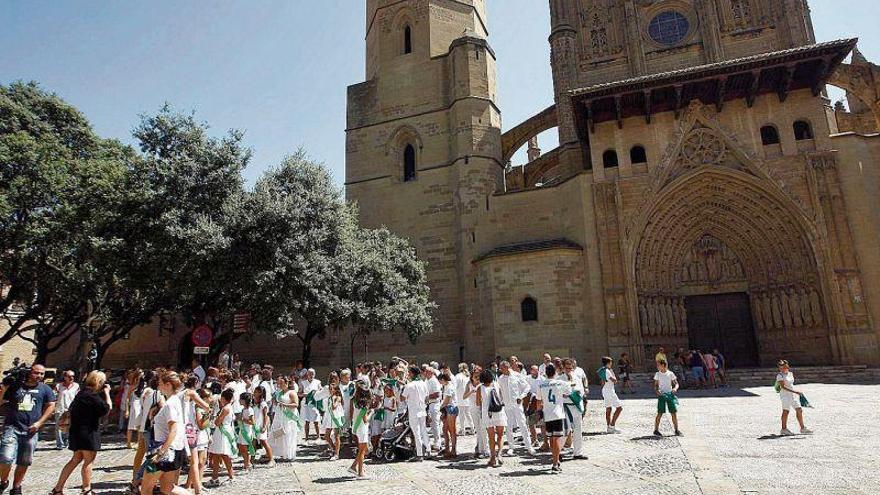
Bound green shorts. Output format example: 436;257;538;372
657;393;679;414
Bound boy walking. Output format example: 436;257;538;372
653;359;682;437
599;357;622;434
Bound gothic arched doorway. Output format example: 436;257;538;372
631;167;831;367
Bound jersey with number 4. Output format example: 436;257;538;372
538;378;572;422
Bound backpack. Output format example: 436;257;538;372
487;387;504;413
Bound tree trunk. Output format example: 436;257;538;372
33;341;50;366
71;330;92;376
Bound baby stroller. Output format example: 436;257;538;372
375;413;415;462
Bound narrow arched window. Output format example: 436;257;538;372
793;120;813;141
603;149;619;168
404;25;413;54
403;144;416;182
760;125;780;145
521;297;538;322
630;145;647;164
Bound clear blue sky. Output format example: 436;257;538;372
2;1;877;186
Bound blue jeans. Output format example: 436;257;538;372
55;411;68;449
0;427;38;467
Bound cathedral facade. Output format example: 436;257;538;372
343;0;880;370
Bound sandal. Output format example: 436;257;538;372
81;490;95;495
49;490;64;495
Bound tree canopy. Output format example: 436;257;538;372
0;82;435;370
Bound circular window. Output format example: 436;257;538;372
648;11;690;46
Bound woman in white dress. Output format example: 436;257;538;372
126;370;144;449
299;369;322;442
269;376;299;461
347;380;373;479
207;389;236;487
252;386;275;467
320;372;344;459
476;369;506;467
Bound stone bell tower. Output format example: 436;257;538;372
346;0;503;363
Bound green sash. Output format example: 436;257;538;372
330;410;344;429
237;421;256;456
279;405;304;428
305;391;325;413
373;408;386;422
352;407;369;432
568;390;585;413
219;425;238;455
774;382;782;393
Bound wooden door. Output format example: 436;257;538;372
685;293;759;367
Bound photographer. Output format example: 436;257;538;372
0;364;57;495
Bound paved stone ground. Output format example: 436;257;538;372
23;383;880;495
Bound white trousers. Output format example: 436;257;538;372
408;409;430;457
504;404;532;450
427;402;442;448
457;404;473;433
564;403;584;456
472;408;489;454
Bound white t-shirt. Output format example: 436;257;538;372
153;393;186;452
776;372;795;399
538;363;550;377
425;376;441;404
442;383;458;407
538;378;571;422
55;382;80;414
654;370;677;393
527;375;540;396
572;366;588;391
402;380;428;417
601;368;617;392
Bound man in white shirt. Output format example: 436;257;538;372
537;353;552;377
423;366;443;452
562;358;587;459
498;361;535;456
54;370;79;449
402;366;430;460
454;363;472;435
536;363;571;473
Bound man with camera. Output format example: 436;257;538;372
0;364;57;495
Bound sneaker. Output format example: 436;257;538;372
612;427;622;434
780;429;795;436
607;425;615;434
408;456;424;462
550;465;560;474
572;454;588;460
653;430;663;437
506;448;515;456
329;455;338;461
527;448;537;456
266;460;276;468
8;488;19;495
800;428;814;435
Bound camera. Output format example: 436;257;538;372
2;365;30;389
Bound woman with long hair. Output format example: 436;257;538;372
49;371;112;495
139;371;189;495
321;372;344;460
180;375;211;495
125;369;144;449
129;370;161;495
268;376;299;461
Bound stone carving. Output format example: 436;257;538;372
637;294;687;337
677;235;746;286
749;285;823;332
680;128;727;167
580;1;623;59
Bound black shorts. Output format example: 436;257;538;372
544;419;564;437
156;449;187;472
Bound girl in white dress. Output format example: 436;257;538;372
269;376;299;461
207;389;235;486
252;387;275;467
476;369;506;467
463;370;488;457
347;380;373;479
320;373;344;460
181;376;211;495
235;393;255;472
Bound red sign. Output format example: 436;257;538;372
191;325;214;347
233;313;251;334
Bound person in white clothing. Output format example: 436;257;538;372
54;370;80;450
525;365;543;449
207;389;236;486
562;358;587;459
599;357;623;433
463;369;489;458
268;376;299;461
476;369;506;468
401;366;430;460
776;360;812;436
140;371;189;495
498;361;535;456
454;364;471;435
536;363;571;473
299;369;322;442
537;353;552;377
437;372;459;458
423;367;443;452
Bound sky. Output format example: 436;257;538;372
2;1;878;187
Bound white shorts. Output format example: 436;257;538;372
602;389;622;408
780;394;802;411
355;426;370;444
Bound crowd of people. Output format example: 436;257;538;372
0;351;814;494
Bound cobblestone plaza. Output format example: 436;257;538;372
26;382;880;495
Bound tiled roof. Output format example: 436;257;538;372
569;38;857;99
474;238;583;262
